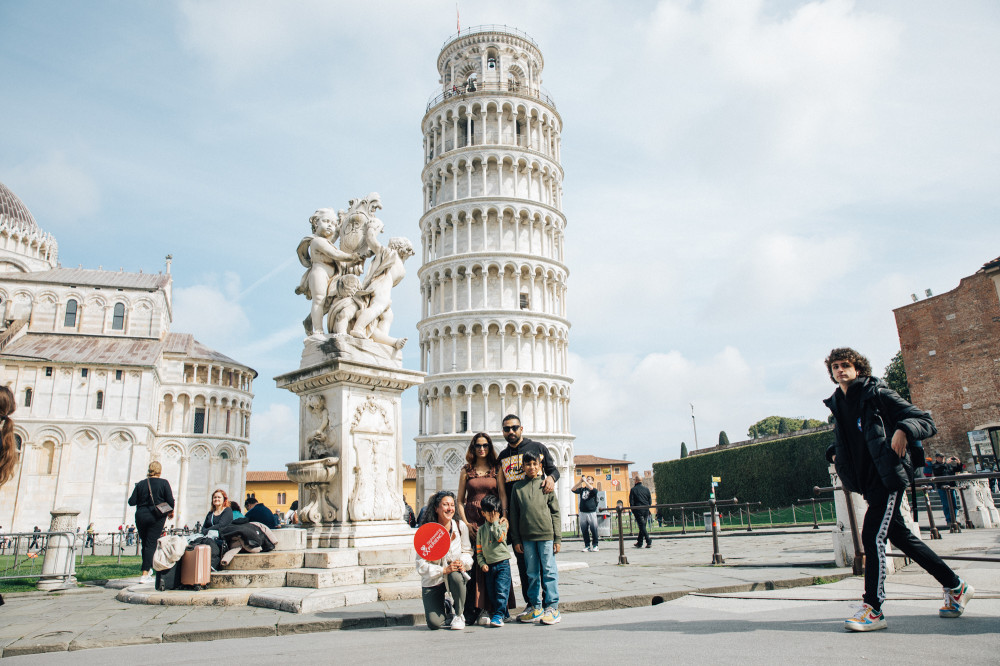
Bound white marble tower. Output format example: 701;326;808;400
415;26;574;523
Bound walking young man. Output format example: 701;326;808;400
496;414;560;614
628;477;652;548
823;347;973;632
572;475;600;552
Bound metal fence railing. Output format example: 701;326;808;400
0;531;76;583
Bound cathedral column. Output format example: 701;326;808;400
450;333;458;371
465;331;472;371
177;455;190;526
451;272;457;311
465;271;472;310
438;334;446;374
466;114;472;147
515;332;522;369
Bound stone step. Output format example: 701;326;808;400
270;527;308;551
210;569;287;589
376;580;421;601
364;563;418;584
302;549;360;569
357;547;413;566
248;585;378;613
222;551;305;571
285;567;365;589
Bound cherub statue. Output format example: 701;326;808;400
350;235;415;350
295;208;362;339
326;273;361;335
305;395;333;459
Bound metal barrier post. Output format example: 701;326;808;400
680;510;686;534
745;502;753;532
922;487;941;539
958;486;974;529
810;498;819;529
709;498;724;564
615;501;628;565
841;488;864;576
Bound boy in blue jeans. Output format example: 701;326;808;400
475;494;512;627
509;451;561;625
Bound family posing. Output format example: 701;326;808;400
416;414;562;629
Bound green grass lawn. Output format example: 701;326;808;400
0;555;142;593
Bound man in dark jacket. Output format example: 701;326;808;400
244;498;278;529
930;452;960;526
823;347;973;632
496;414;560;614
628;477;652;548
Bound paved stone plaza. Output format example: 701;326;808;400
1;526;996;659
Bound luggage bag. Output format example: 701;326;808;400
155;562;181;591
180;544;211;590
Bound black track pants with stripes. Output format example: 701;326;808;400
861;486;960;611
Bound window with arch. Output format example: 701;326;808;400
64;299;78;327
96;391;104;409
37;441;56;475
14;434;22;452
24;388;32;407
112;303;126;330
219;450;229;460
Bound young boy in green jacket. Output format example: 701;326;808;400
476;494;512;627
509;450;561;625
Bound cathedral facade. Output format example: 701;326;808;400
0;181;255;532
414;26;575;524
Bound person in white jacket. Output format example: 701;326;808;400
416;490;474;630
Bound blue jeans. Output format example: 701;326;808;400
579;512;598;548
522;540;559;609
485;559;511;619
937;488;957;524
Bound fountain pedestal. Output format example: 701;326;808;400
277;355;423;549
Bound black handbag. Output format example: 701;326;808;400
147;478;173;518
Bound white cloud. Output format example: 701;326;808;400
172;272;250;347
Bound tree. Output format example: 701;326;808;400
718;431;730;447
680;442;688;459
884;350;911;402
748;416;828;438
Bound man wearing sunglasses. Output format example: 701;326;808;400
495;414;560;615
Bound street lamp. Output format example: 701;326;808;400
691;403;699;450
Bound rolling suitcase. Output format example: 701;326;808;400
155;562;181;591
180;544;211;590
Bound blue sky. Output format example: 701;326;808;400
2;1;998;474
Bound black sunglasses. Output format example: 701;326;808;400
502;425;521;432
474;443;491;449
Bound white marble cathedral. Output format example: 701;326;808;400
414;26;574;524
0;181;255;532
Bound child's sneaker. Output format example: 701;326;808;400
489;614;504;627
844;603;887;632
517;606;543;623
940;580;974;618
449;615;465;630
540;607;561;625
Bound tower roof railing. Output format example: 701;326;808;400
440;24;540;50
426;79;556;112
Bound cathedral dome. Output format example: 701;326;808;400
0;180;58;272
0;181;40;235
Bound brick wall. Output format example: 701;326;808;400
894;263;1000;458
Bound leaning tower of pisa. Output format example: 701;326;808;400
414;26;574;524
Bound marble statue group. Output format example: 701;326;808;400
295;192;415;351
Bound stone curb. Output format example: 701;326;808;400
0;571;853;657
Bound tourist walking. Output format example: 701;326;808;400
127;461;174;584
496;414;560;615
572;475;600;551
629;477;652;548
0;386;18;606
823;347;974;632
456;432;508;624
415;491;472;630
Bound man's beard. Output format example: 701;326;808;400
505;432;519;444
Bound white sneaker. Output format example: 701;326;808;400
591;545;599;552
139;573;153;584
582;546;591;552
477;614;491;626
450;616;466;630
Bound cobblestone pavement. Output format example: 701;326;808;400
1;526;996;657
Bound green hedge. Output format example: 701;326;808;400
652;430;834;511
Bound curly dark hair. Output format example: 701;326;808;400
824;347;872;383
465;432;498;466
420;490;457;526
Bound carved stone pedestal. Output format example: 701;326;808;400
276;356;423;551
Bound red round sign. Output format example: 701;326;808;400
414;522;450;561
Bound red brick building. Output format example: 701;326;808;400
893;256;1000;466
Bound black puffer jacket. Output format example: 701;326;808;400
824;376;936;494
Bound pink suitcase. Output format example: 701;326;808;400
180;544;211;590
